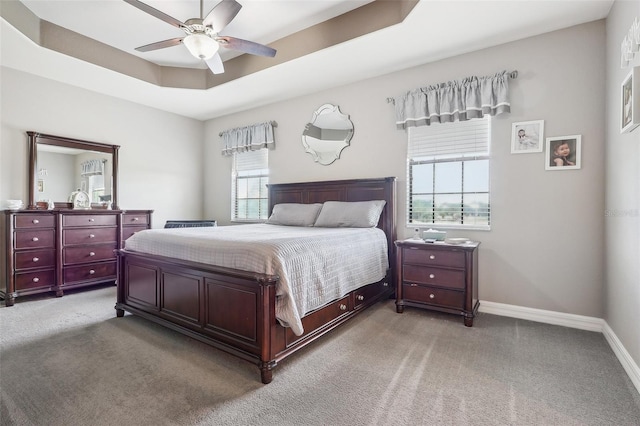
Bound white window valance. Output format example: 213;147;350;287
221;121;276;156
81;159;105;176
394;70;513;130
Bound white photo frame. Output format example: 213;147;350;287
511;120;544;153
545;135;581;171
621;67;640;133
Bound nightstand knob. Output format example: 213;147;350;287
88;218;95;222
32;257;39;262
89;252;96;257
429;255;435;260
89;270;96;275
356;295;364;301
32;277;40;283
133;217;139;221
383;282;388;287
89;234;95;238
429;274;435;279
32;237;39;242
32;219;39;224
429;293;435;299
339;304;347;311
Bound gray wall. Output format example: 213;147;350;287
204;21;607;321
605;0;640;371
0;67;204;228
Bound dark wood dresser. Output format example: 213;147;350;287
395;239;479;326
1;209;152;306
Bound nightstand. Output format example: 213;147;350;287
395;239;479;326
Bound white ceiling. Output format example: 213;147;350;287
1;0;613;121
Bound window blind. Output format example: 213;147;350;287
408;116;490;161
234;148;268;175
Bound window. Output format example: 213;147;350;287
232;148;269;221
407;117;490;229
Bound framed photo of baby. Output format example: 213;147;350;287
621;67;640;133
545;135;581;171
511;120;544;153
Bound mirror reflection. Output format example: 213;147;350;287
302;104;354;165
36;145;113;204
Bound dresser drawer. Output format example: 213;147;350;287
123;213;149;226
64;244;117;265
14;229;55;249
403;264;465;289
123;225;147;241
62;214;117;227
63;227;118;245
402;284;464;310
63;261;117;284
14;214;55;229
403;247;465;268
15;249;56;270
15;269;55;291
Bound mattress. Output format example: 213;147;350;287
124;224;389;335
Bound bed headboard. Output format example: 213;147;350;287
268;177;397;274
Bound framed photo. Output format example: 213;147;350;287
37;179;45;192
621;67;640;133
511;120;544;153
545;135;581;171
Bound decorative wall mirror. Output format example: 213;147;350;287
27;132;119;210
302;104;354;165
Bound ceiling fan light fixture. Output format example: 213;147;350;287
183;33;219;60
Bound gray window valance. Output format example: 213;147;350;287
221;121;276;156
393;70;513;130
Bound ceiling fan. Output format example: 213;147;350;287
123;0;276;74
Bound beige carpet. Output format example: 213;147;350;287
1;286;639;425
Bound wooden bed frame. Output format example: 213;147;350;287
115;177;396;384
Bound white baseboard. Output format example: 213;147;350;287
479;300;640;395
478;300;604;332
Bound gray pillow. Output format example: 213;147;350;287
313;200;386;228
266;203;323;227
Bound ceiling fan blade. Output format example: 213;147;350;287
123;0;186;29
203;0;242;33
216;36;276;57
205;53;225;74
135;37;184;52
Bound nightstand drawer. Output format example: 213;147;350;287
123;214;149;226
123;225;147;241
403;284;464;309
15;249;56;270
403;264;465;289
403;247;465;268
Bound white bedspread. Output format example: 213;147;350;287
124;224;389;335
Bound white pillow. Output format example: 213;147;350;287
266;203;323;227
313;200;386;228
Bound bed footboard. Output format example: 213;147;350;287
115;249;392;384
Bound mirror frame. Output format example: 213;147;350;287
27;131;120;210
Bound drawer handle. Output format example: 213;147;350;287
32;257;39;262
89;234;95;238
89;252;96;257
88;218;95;222
89;270;96;275
32;237;39;242
429;293;435;299
429;255;436;260
32;219;39;224
132;217;139;221
32;277;40;283
339;304;347;311
356;295;364;301
383;282;388;287
429;274;435;279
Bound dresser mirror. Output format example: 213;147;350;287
302;104;354;165
27;132;119;210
